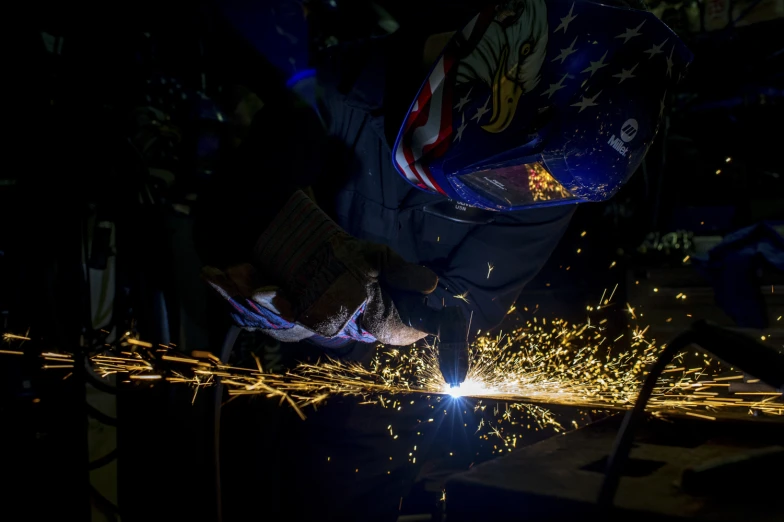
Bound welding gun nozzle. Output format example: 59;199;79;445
438;341;469;389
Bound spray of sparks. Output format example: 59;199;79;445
2;309;782;446
453;292;470;304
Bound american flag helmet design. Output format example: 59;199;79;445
392;0;693;211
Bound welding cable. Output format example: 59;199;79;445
90;484;120;519
600;322;784;508
598;330;697;508
82;216;93;333
88;449;118;471
86;402;118;426
213;325;242;522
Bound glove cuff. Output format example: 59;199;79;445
253;190;343;282
254;190;369;336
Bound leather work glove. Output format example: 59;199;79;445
202;264;315;342
202;263;379;344
249;190;439;345
202;261;433;346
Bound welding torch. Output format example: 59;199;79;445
393;293;470;388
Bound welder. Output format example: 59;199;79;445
200;0;689;361
196;0;691;519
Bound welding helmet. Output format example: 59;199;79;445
392;0;693;211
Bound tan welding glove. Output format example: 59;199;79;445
253;190;438;344
201;264;314;342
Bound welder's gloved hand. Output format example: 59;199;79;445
201;264;314;342
253;190;439;345
203;264;381;344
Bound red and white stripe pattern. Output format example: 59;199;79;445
394;55;453;194
393;14;485;195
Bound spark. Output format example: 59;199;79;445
1;295;779;450
487;263;495;279
161;355;201;365
203;313;778;428
126;339;153;348
608;284;619;304
454;292;470;304
3;333;31;342
685;412;716;421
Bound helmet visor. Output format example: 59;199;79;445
458;162;575;208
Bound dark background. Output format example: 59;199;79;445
1;1;782;520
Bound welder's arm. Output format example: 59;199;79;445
194;83;439;346
427;205;575;334
196;102;441;345
200;191;440;346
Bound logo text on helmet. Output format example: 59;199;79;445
607;118;638;157
607;135;628;156
620;119;638;143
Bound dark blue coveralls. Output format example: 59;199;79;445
314;38;574;337
199;32;574;522
200;32;574;339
